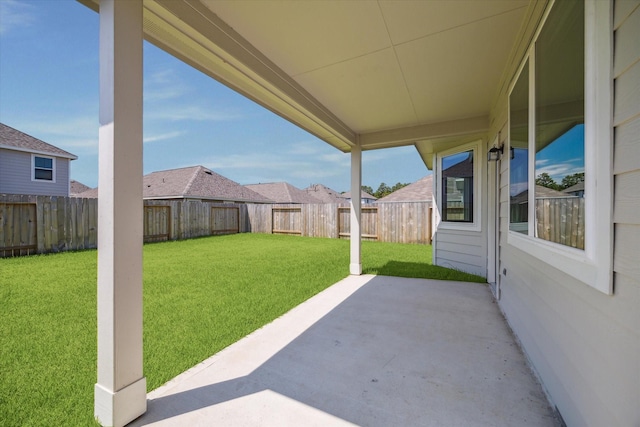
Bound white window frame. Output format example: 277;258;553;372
507;0;613;295
436;140;482;232
31;154;57;183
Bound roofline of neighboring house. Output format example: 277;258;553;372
0;143;78;160
143;195;274;203
375;199;432;203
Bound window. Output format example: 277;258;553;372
442;150;474;222
507;0;613;294
32;155;55;182
437;141;481;231
509;59;529;234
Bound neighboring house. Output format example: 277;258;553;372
510;185;569;205
376;175;433;203
75;166;273;203
70;180;92;196
245;182;322;204
563;181;585;197
304;183;347;203
341;190;377;204
143;166;272;203
84;2;639;427
0;122;77;196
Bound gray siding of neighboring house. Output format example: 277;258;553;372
0;148;71;196
493;1;639;426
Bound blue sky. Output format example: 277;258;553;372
0;0;429;192
510;123;585;196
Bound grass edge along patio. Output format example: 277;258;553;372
1;234;486;426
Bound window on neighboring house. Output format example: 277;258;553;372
442;150;474;222
507;0;612;294
33;155;55;182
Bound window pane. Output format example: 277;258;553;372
442;150;473;222
534;0;585;249
509;60;529;234
35;157;53;169
34;168;53;180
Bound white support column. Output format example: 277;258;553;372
350;146;362;275
94;1;146;426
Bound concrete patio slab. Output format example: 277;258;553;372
129;275;559;426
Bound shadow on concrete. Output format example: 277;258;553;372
130;276;558;427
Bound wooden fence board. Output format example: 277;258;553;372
0;195;433;257
212;206;239;235
534;197;584;249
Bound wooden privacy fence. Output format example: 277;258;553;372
535;197;585;249
0;194;98;257
338;206;378;240
247;202;432;244
509;197;585;249
1;195;432;257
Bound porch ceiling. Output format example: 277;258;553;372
80;0;530;162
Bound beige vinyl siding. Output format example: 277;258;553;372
0;148;71;196
492;1;640;426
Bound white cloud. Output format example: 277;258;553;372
536;163;584;181
143;131;185;144
145;105;242;122
0;0;35;35
144;69;189;101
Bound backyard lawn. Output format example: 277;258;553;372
0;234;485;426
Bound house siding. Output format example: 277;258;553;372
434;230;487;278
0;148;70;196
494;1;640;426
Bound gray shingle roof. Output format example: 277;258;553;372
511;185;568;204
0;122;77;159
70;180;92;196
342;190;376;200
304;184;347;203
245;182;322;204
376;175;433;203
74;166;274;202
144;166;272;203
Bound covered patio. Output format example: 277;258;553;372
129;275;557;427
75;1;639;425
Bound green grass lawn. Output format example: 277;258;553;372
0;234;484;426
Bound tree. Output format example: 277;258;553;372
361;185;374;196
560;172;584;190
535;173;561;190
374;182;392;198
391;182;409;192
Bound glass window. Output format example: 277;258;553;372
34;156;54;181
508;0;585;250
506;0;613;294
442;150;474;222
509;59;529;234
534;0;584;249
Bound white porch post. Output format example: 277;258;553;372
94;1;146;426
350;146;362;275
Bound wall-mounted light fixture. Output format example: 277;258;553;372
487;144;504;162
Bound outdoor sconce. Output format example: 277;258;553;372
487;144;504;162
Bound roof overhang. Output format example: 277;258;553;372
0;144;78;160
79;0;530;166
